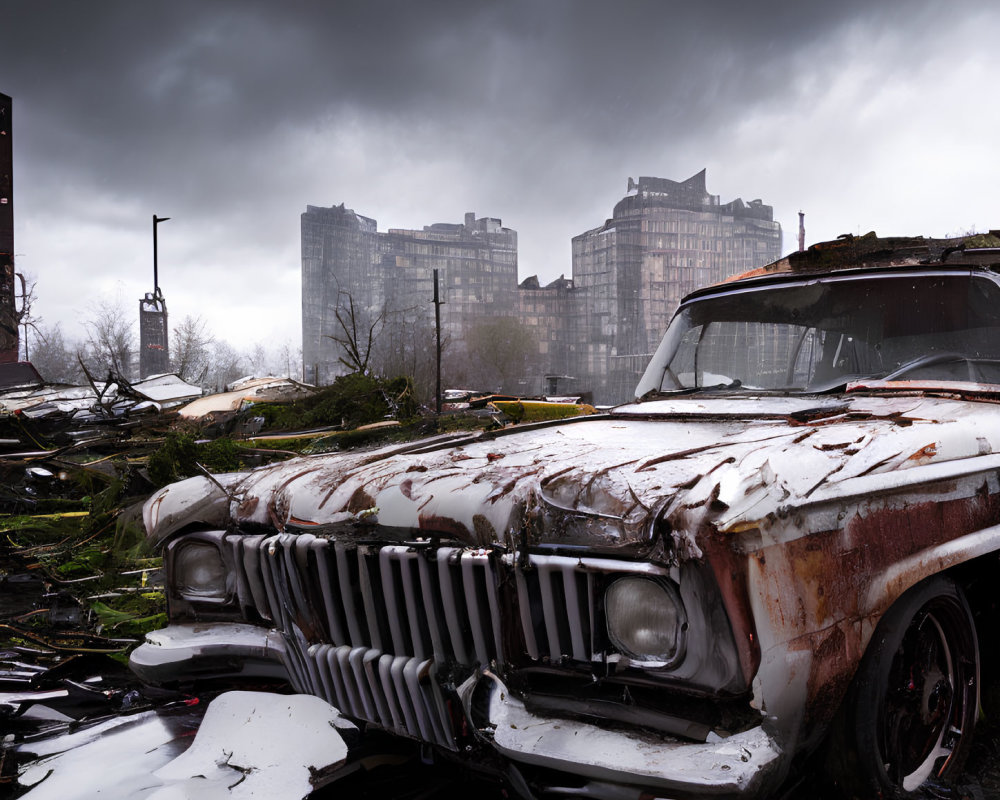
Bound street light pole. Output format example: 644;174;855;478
153;214;170;296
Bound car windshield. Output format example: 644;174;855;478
635;271;1000;397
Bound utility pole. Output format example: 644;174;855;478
433;269;442;414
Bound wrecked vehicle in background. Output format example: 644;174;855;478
132;232;1000;798
0;369;203;445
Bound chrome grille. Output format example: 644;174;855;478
223;534;503;748
220;534;675;746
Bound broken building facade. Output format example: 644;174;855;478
301;171;782;403
301;206;518;386
567;171;783;400
139;293;170;378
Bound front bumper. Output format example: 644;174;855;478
487;678;780;796
129;623;783;797
129;623;291;685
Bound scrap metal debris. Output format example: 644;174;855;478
12;691;351;799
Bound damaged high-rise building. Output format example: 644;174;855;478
567;170;783;400
301;206;517;386
301;170;782;403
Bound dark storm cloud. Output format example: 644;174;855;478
1;0;997;347
0;0;951;205
0;0;916;172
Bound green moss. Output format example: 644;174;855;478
432;414;500;434
492;400;597;424
90;599;167;636
198;436;245;472
1;513;89;543
147;432;198;486
54;546;108;578
248;437;313;453
147;433;253;488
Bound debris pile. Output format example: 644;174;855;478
0;363;594;796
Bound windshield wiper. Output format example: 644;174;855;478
643;380;743;398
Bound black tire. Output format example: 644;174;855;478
826;576;980;798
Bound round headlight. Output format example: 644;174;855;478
174;542;228;600
605;576;685;665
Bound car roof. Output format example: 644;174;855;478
684;230;1000;302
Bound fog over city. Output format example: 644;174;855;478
1;0;998;352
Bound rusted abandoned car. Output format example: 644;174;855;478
132;232;1000;798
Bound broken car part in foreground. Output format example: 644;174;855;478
12;691;350;799
131;232;1000;798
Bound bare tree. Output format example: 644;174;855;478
81;291;136;378
207;340;246;392
15;272;39;362
171;314;214;384
371;301;447;404
272;339;301;379
327;292;385;374
27;322;82;383
466;316;537;393
244;342;269;377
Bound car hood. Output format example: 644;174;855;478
146;393;1000;558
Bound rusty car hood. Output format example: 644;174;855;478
147;393;1000;557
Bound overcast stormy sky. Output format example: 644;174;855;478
2;0;998;353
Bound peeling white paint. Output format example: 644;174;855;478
136;393;1000;557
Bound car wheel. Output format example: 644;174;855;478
826;576;979;797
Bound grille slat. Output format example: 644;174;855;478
335;645;363;716
282;534;314;631
325;645;350;710
378;654;405;731
380;548;409;656
260;536;288;631
399;554;431;660
537;564;563;660
391;655;420;737
417;555;448;661
514;567;540;660
359;548;389;650
334;543;367;646
462;553;503;666
309;643;336;705
230;535;270;620
311;539;347;644
403;658;433;743
437;549;471;664
349;647;378;721
363;650;393;728
562;567;588;661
